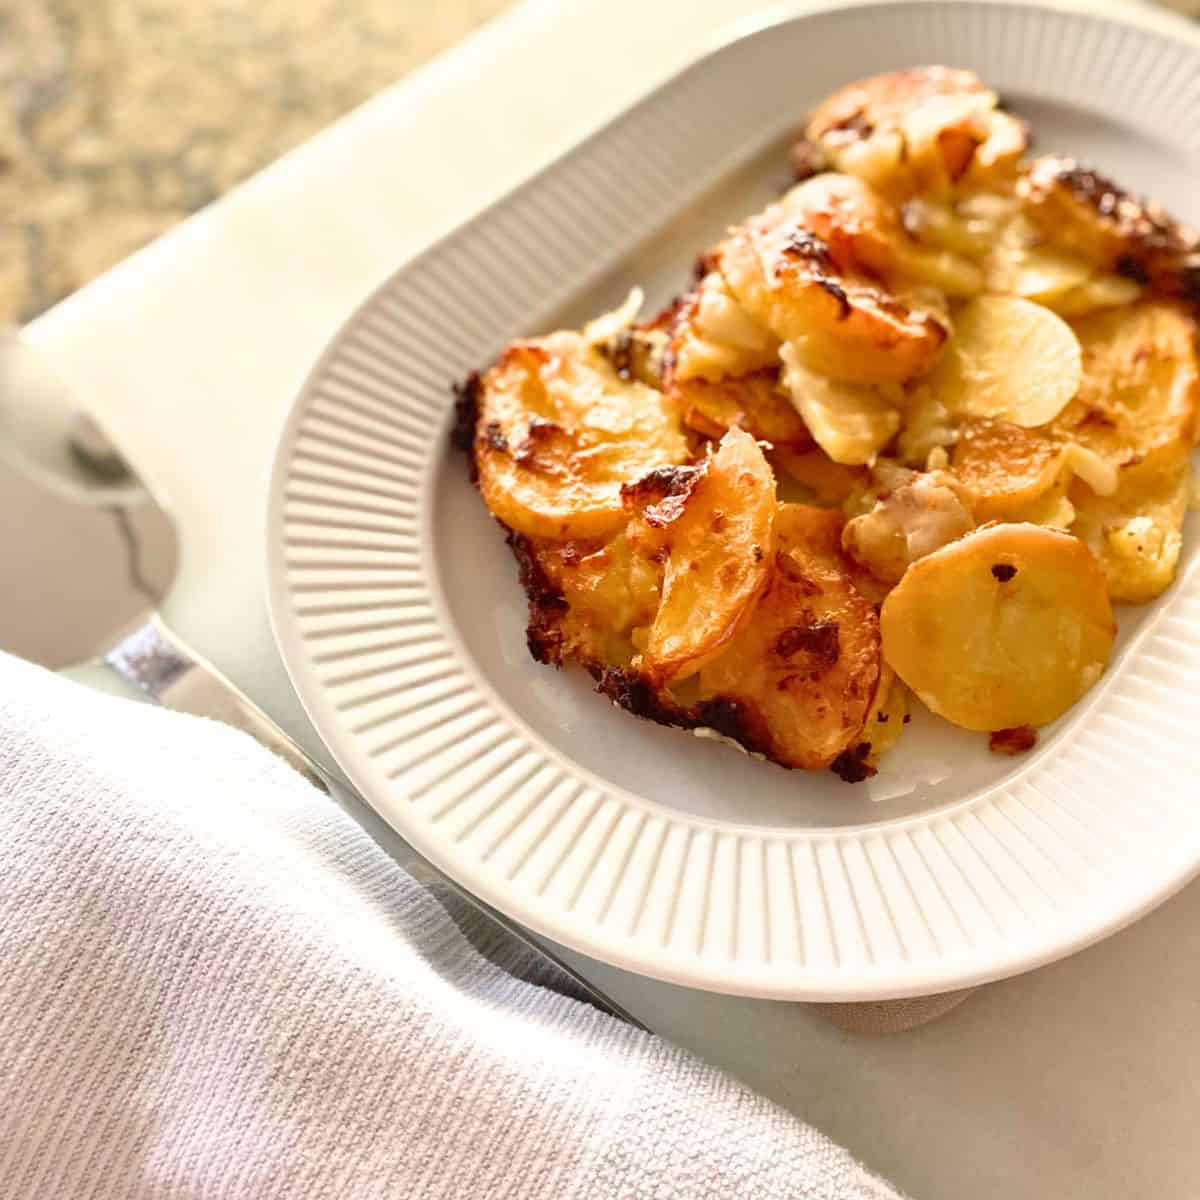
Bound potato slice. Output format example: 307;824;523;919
805;68;1026;200
779;343;901;465
1018;156;1200;299
670;273;780;383
950;419;1067;520
863;664;909;766
786;173;982;296
880;524;1115;731
986;243;1093;304
698;504;882;770
670;368;812;447
1042;274;1141;317
770;446;870;506
1048;302;1200;472
515;530;662;670
631;428;776;682
1071;450;1193;603
717;192;949;385
929;296;1083;427
476;333;690;540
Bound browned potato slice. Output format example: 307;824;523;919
779;345;902;464
1018;157;1200;300
805;68;1027;200
1048;302;1200;472
519;530;664;670
669;368;812;447
928;296;1083;427
475;332;690;540
717;191;949;385
698;504;882;770
951;419;1068;520
1070;449;1193;603
785;174;982;295
631;428;776;682
881;524;1115;731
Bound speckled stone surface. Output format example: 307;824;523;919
0;0;512;322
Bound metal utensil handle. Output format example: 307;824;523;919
103;615;643;1028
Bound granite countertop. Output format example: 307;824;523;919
0;0;511;323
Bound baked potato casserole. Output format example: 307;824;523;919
455;68;1200;782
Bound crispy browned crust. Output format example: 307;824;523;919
590;665;778;762
451;371;484;482
988;725;1038;756
1021;157;1200;302
504;527;569;666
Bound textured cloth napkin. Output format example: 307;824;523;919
0;652;903;1200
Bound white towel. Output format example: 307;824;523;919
0;652;902;1199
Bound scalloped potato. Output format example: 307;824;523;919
631;428;776;682
462;68;1197;781
881;524;1115;731
475;333;690;540
698;504;882;770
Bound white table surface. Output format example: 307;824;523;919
28;0;1200;1195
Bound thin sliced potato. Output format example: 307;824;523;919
1070;450;1193;603
986;242;1093;303
1049;302;1200;472
880;523;1115;731
863;664;909;766
632;428;776;682
929;296;1083;427
476;333;690;540
805;68;1026;200
698;504;882;770
1042;273;1141;317
518;530;662;670
670;368;812;447
670;273;779;383
786;173;982;296
770;446;870;506
717;192;949;385
950;419;1067;520
779;343;901;464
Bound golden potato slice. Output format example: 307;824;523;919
805;68;1027;200
904;192;1021;260
1070;450;1193;603
950;419;1068;520
630;428;776;683
698;504;882;770
1048;302;1200;472
717;192;949;385
1018;156;1200;300
476;333;690;540
786;174;982;296
770;446;869;506
669;368;812;448
779;343;901;464
1041;274;1142;317
513;530;662;670
670;273;779;383
986;242;1093;304
880;524;1115;731
863;664;909;767
929;295;1083;427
